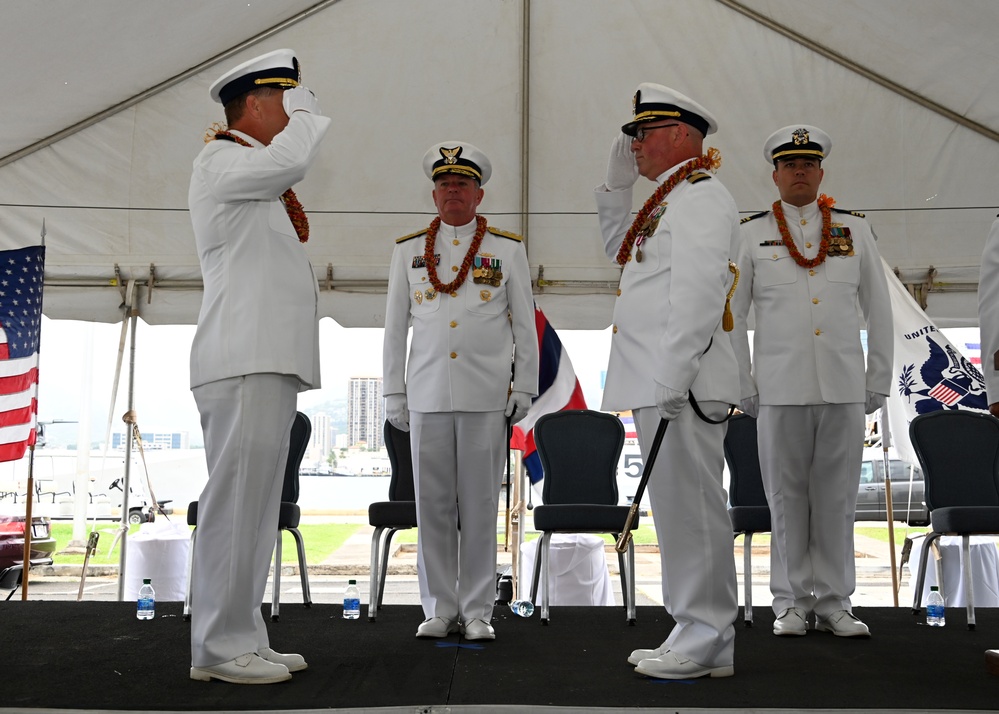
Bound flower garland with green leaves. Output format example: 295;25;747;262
615;147;722;267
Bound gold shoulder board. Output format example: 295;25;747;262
832;207;866;219
740;210;770;225
487;226;523;242
396;229;428;244
686;171;712;184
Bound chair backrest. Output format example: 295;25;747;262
383;421;416;502
281;412;312;504
909;410;999;510
723;413;768;509
535;409;624;505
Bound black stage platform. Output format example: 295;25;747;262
1;602;997;712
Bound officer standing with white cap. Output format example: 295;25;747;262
731;125;892;638
187;48;330;684
383;142;538;641
595;83;741;680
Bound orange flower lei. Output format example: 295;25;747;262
211;129;310;243
772;193;836;269
615;148;722;267
423;215;488;295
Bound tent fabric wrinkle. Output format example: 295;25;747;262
0;0;997;328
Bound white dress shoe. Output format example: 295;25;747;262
190;653;291;684
258;647;307;672
816;610;871;638
773;607;808;636
416;617;459;638
461;618;496;640
627;643;667;666
635;651;734;680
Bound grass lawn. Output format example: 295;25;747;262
49;523;361;568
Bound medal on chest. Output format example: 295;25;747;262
635;202;667;263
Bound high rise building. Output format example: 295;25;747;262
348;377;383;449
308;411;332;468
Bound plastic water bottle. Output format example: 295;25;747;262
343;579;360;620
136;578;155;620
509;599;534;618
926;586;945;627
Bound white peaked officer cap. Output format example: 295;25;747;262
423;142;492;186
210;48;300;104
621;83;718;137
764;125;832;165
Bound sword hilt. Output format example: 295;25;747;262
615;502;640;553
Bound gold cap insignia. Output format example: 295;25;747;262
792;128;810;145
440;146;461;165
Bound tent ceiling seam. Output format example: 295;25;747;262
0;0;344;169
715;0;999;144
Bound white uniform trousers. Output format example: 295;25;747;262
634;404;737;667
190;373;299;667
757;403;865;618
410;410;506;622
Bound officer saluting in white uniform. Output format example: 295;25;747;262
731;126;892;638
188;49;330;684
595;84;741;680
383;142;538;641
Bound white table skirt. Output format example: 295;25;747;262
123;521;191;602
519;534;615;606
907;534;999;607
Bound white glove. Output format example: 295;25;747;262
504;391;533;425
282;85;322;116
385;394;410;432
655;384;688;421
740;395;759;419
865;391;886;415
604;133;640;190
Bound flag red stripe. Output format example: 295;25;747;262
0;404;35;428
0;438;29;462
0;367;37;395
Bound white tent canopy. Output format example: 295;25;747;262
2;0;997;329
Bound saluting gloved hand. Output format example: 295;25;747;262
283;85;323;116
385;394;410;432
740;394;760;419
864;391;887;415
655;384;688;421
604;133;640;191
505;391;533;425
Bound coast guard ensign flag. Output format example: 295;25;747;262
0;246;44;462
883;256;987;464
511;304;587;483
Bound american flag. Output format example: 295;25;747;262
927;379;964;406
0;246;44;463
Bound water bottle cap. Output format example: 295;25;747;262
930;586;938;591
348;579;356;584
143;578;151;584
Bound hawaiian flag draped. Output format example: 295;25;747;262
0;246;44;463
510;303;587;483
882;256;987;464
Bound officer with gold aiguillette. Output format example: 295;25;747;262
382;141;538;642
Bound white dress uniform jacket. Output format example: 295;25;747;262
979;217;999;405
189;112;331;390
596;170;741;409
383;219;538;409
732;202;892;405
